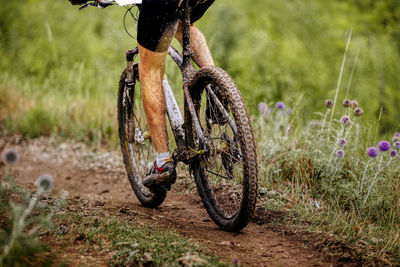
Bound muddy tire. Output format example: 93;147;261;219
118;67;167;208
186;66;258;231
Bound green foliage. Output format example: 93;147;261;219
199;0;400;131
0;0;399;144
0;174;53;266
255;100;400;261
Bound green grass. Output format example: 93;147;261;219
55;202;227;266
0;174;54;266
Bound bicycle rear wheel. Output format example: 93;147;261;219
186;66;258;231
118;67;167;208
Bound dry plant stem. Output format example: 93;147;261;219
345;47;360;99
362;157;392;208
344;118;356;140
27;198;61;237
330;29;352;121
373;106;383;145
359;158;372;192
2;188;44;257
320;109;330;134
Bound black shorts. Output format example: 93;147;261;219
137;0;214;52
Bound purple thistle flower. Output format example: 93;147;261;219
336;149;345;158
276;101;284;110
367;147;379;158
287;108;292;115
394;132;400;137
393;141;400;150
258;102;267;113
233;259;239;265
340;115;351;126
390;150;398;157
378;140;391;152
337;138;346;147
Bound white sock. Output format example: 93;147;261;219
156;152;170;167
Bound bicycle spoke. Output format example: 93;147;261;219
193;82;245;218
206;169;230;179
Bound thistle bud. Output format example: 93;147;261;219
325;99;333;108
35;174;54;191
342;99;351;108
354;107;363;117
351;100;359;109
392;136;400;144
1;148;20;165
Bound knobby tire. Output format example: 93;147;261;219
118;69;167;208
187;65;258;231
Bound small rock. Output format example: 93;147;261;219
95;201;105;206
141;253;153;263
177;253;208;266
220;241;233;246
57;224;69;235
259;187;268;196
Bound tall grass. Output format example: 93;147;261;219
255;97;400;261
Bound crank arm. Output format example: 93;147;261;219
172;145;205;164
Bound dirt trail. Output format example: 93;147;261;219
3;137;358;266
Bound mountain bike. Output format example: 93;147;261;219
80;0;258;231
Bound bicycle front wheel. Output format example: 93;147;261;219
186;66;258;231
118;67;167;208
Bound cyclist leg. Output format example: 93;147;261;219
174;22;214;67
175;0;215;67
137;0;180;155
137;0;216;188
137;0;181;188
138;45;169;153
